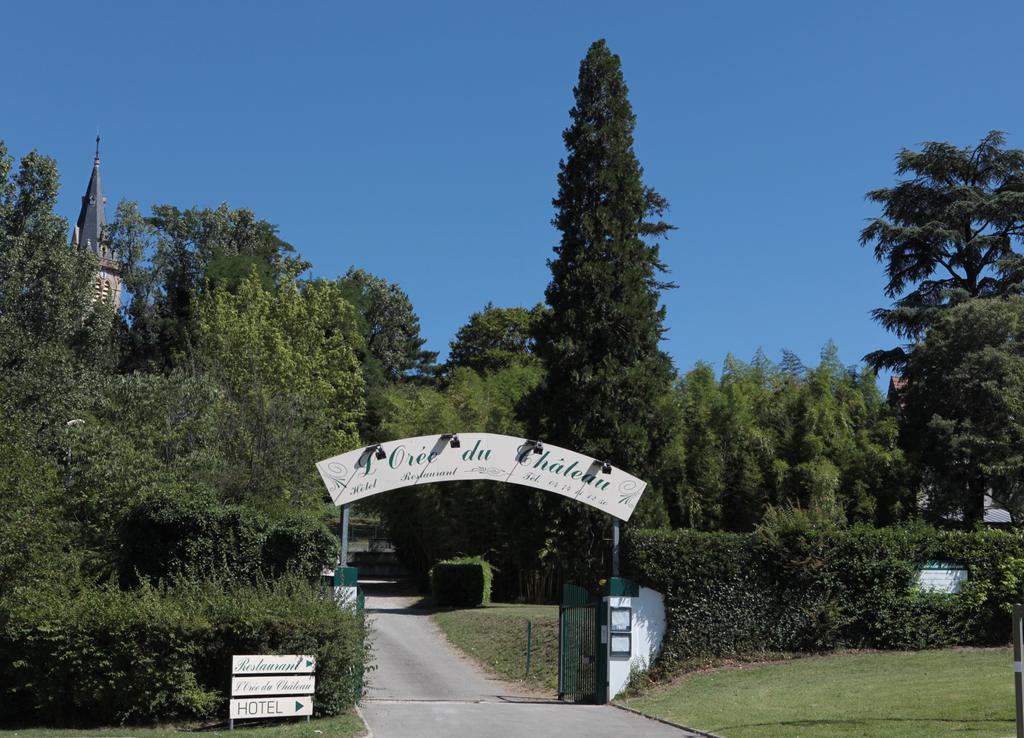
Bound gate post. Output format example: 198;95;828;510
603;577;639;702
1014;605;1023;738
557;598;564;700
596;590;609;704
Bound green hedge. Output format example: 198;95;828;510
0;577;366;725
624;523;1024;671
117;491;336;585
431;556;493;607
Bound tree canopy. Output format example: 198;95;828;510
901;297;1024;526
669;346;907;531
112;202;306;371
536;39;676;476
337;266;436;383
194;273;365;507
861;131;1024;370
447;302;544;374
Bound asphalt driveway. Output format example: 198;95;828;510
359;582;698;738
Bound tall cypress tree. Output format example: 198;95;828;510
534;40;676;542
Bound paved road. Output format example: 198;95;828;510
359;582;699;738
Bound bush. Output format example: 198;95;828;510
262;516;339;578
431;556;493;607
191;576;367;716
117;490;335;585
0;576;366;725
0;583;216;724
624;523;1024;673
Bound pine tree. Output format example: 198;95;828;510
532;40;676;574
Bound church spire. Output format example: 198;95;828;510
72;135;106;255
71;137;121;305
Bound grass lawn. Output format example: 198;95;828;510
433;602;560;692
619;648;1015;738
0;713;365;738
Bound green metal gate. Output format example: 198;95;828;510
558;583;600;703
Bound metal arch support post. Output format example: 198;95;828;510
611;518;620;578
1014;605;1024;738
340;504;350;568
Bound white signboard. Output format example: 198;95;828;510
231;655;315;674
232;675;316;696
316;433;647;521
230;697;312;719
917;562;968;594
230;655;315;725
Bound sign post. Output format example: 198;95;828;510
229;655;315;730
1015;606;1023;738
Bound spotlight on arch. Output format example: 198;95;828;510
527;440;544;455
441;433;461;449
370;444;386;461
600;460;613;474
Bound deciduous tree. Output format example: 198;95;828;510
0;142;112;444
337;267;437;383
194;273;364;507
448;302;545;375
113;203;307;371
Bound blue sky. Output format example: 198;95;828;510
4;1;1022;380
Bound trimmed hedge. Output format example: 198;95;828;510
624;523;1024;672
117;490;336;586
431;556;493;607
0;577;366;725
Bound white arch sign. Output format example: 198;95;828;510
316;432;647;521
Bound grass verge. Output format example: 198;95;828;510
619;648;1014;738
432;603;559;692
0;713;366;738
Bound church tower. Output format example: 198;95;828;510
71;136;122;305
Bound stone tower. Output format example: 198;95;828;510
71;136;122;305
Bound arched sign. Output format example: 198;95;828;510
316;433;647;521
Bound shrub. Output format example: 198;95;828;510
117;490;335;585
185;576;367;717
431;556;493;607
624;523;1024;674
1;583;216;725
261;515;339;578
117;490;261;585
0;576;366;725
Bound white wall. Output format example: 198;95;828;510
607;586;666;699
